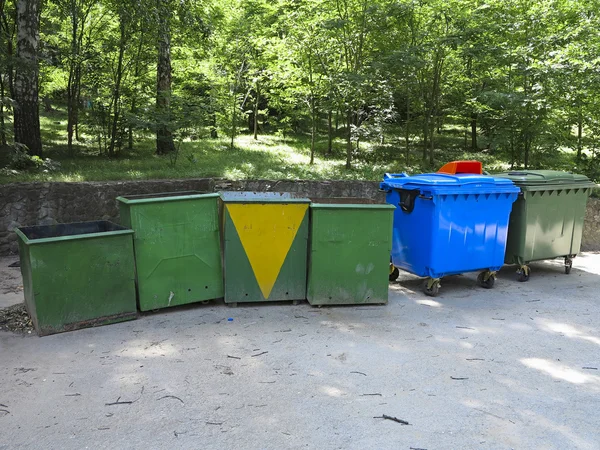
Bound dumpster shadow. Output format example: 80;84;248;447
391;271;489;298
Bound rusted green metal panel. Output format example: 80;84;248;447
15;221;137;336
220;192;310;304
118;192;223;311
307;200;394;306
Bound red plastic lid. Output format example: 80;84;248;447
437;160;482;175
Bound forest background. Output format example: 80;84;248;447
0;0;599;183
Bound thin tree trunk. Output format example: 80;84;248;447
156;0;175;154
471;113;477;151
128;28;145;151
75;64;81;141
253;82;259;140
310;96;316;165
405;94;410;165
422;119;428;163
0;76;6;146
327;110;332;154
577;112;583;160
230;92;236;150
345;109;352;169
210;112;217;138
13;0;41;156
108;17;126;156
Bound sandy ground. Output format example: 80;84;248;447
1;254;599;450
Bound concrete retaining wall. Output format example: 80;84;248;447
0;178;384;255
1;178;598;255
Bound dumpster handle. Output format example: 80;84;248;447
398;189;420;213
383;172;408;180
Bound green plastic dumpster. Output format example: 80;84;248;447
496;170;595;281
307;199;394;306
15;221;137;336
220;192;310;305
117;192;223;311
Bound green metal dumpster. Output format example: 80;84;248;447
307;199;394;306
496;170;595;280
220;192;310;304
15;221;137;336
117;192;223;311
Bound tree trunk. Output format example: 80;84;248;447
524;135;530;169
422;119;428;163
66;1;80;155
253;83;259;140
210;112;217;138
310;96;316;165
327;110;332;154
74;65;81;141
155;0;175;154
345;110;352;169
108;17;126;156
0;76;6;146
13;0;42;157
405;94;410;165
128;28;145;151
470;113;477;151
230;92;237;150
577;113;583;160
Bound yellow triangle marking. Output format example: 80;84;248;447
227;203;308;299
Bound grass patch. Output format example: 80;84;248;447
0;107;582;183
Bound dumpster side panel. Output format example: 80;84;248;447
223;204;308;303
570;187;592;254
18;238;38;331
126;197;223;311
506;187;592;264
429;192;513;276
26;234;137;335
388;190;516;278
387;190;436;277
307;206;393;305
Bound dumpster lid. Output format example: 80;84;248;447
380;173;518;193
496;170;593;186
219;191;310;203
16;221;133;245
117;191;218;204
437;160;482;175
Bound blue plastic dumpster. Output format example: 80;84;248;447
380;173;519;296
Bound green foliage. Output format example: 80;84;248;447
1;0;600;182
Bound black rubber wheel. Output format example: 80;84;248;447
565;265;572;275
477;272;495;289
389;266;400;282
516;269;530;282
423;281;440;297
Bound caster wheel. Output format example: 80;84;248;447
422;279;440;297
516;266;530;282
565;258;573;275
477;271;495;289
389;265;400;282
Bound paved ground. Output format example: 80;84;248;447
1;254;599;450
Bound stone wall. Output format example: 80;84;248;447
0;178;384;255
583;197;600;252
1;178;598;256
